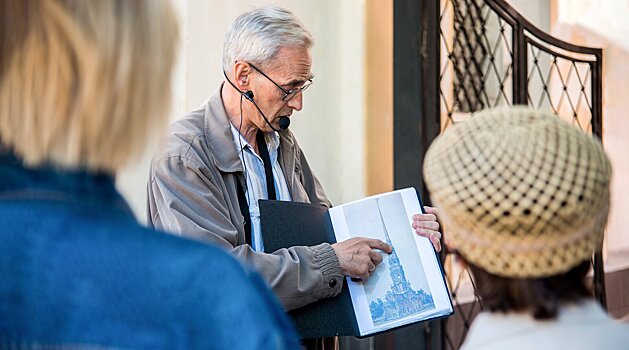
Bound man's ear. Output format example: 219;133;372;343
233;61;252;90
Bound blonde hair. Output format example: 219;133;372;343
0;0;179;173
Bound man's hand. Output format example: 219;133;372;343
412;206;441;252
331;238;392;281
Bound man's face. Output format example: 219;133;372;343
248;47;313;132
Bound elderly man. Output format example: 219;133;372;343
147;6;441;314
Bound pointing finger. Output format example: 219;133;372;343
368;239;392;253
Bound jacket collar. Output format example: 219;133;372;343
0;152;133;216
203;83;298;178
203;84;244;173
277;129;296;191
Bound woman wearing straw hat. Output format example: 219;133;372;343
423;107;629;349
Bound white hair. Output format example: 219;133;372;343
222;6;313;72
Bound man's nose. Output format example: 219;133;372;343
286;93;303;111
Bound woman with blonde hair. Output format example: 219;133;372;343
0;1;298;348
423;107;629;349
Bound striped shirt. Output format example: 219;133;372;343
230;124;292;252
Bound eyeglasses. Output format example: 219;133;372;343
248;63;313;102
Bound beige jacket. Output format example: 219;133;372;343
147;85;343;310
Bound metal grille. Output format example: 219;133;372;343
440;0;514;129
438;0;603;349
526;42;597;133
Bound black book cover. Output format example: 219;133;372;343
259;200;358;339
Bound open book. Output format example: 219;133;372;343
259;187;453;338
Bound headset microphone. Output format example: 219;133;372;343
278;115;291;130
224;71;290;131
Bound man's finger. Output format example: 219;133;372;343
427;232;441;252
368;263;376;273
415;228;440;238
367;239;392;253
413;220;440;231
431;233;442;252
412;213;437;222
423;206;439;215
413;228;442;252
369;249;384;265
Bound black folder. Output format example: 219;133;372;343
259;191;453;339
259;200;357;339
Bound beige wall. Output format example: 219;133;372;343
548;0;629;263
117;0;369;222
365;0;393;196
508;0;550;30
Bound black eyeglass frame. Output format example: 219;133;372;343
248;63;313;102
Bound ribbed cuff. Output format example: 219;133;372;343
311;243;343;298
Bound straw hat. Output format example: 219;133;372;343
423;107;611;278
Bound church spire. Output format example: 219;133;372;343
375;198;411;295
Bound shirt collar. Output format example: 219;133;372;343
229;123;281;158
464;300;610;348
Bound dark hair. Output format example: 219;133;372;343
466;259;592;320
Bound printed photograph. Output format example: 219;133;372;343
342;192;436;325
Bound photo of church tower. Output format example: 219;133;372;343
368;198;436;325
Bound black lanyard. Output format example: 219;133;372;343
255;131;277;200
236;132;277;246
235;179;252;246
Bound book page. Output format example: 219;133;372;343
329;188;453;336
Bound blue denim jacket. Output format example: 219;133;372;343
0;154;299;349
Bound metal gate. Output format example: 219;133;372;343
438;0;604;349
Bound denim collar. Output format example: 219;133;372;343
0;152;133;217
